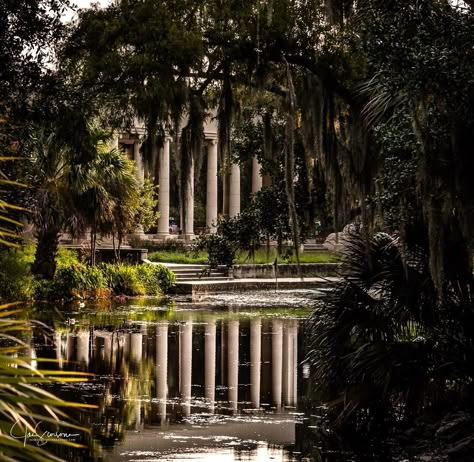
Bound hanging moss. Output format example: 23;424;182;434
283;60;301;275
178;94;205;231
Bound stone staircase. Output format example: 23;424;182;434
159;263;232;282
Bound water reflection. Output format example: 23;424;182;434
33;302;309;461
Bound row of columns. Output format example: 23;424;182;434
127;136;263;238
58;319;298;416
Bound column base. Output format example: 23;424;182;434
179;233;195;241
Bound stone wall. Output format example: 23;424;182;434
232;263;341;279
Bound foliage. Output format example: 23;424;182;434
100;264;145;296
72;134;140;264
193;233;236;268
134;179;159;233
306;232;474;427
38;262;175;300
25;125;141;276
0;243;174;301
136;264;176;295
0;303;95;462
0;246;36;300
128;237;187;253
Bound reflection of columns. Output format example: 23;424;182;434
54;332;63;369
156;323;168;425
157;137;170;236
272;320;283;409
76;330;90;367
179;321;193;416
206;140;218;232
134;139;144;182
250;318;262;409
205;318;216;412
184;160;195;238
283;322;298;406
66;333;74;363
103;334;112;363
251;157;263;194
130;333;143;364
292;323;298;406
228;320;239;412
229;162;240;217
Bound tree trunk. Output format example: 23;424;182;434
32;227;61;279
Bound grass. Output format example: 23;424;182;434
148;250;209;264
148;247;340;265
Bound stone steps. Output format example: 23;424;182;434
148;262;230;282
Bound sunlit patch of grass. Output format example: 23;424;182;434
149;248;340;265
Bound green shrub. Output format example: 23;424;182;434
0;245;36;300
136;263;175;294
56;247;80;268
34;278;62;301
100;263;146;296
129;236;188;252
193;234;236;268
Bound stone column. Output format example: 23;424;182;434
251;157;263;194
228;320;239;412
179;321;193;416
157;137;171;237
156;323;168;425
229;162;241;217
134;139;145;182
133;140;145;236
206;139;218;232
205;318;216;412
222;173;229;216
272;320;283;409
250;318;262;409
184;159;195;239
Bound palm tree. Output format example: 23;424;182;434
305;232;474;426
28;126;140;274
28;129;75;279
71;136;140;265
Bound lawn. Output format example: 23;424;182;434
148;247;340;265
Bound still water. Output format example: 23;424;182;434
29;291;338;462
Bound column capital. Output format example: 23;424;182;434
206;138;218;145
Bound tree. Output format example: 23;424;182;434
63;0;474;294
28;128;76;279
73;138;140;264
27;125;140;277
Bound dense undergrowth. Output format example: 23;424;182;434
0;244;175;301
306;232;474;435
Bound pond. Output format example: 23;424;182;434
28;290;350;462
